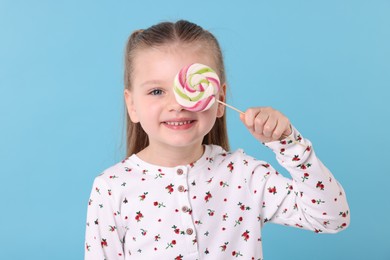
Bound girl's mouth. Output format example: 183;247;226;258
163;120;196;130
165;120;193;126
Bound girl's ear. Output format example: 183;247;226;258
124;89;140;123
216;83;226;118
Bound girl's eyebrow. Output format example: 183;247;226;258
140;80;166;87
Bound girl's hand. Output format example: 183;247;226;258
239;107;292;143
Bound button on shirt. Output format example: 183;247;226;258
85;127;350;259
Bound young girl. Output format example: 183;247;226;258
85;20;350;260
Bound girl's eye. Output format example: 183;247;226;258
149;89;163;95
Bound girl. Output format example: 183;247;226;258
85;20;350;260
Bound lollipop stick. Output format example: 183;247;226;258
217;100;306;147
217;100;244;114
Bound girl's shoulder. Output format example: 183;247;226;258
207;144;270;170
93;155;143;185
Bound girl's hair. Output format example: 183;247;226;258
124;20;229;157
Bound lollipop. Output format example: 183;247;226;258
173;63;220;112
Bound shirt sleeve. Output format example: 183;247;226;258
249;126;350;233
84;176;126;259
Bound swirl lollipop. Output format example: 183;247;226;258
174;63;243;113
173;63;220;112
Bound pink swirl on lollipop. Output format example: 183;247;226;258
173;63;220;112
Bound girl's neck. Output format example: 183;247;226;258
136;144;205;167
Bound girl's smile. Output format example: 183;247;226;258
163;118;196;130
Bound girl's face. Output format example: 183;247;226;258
125;43;225;153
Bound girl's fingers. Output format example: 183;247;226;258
253;110;270;135
272;118;290;140
259;114;276;138
240;107;292;142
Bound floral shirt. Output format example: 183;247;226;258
85;128;350;260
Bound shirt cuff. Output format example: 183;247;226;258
263;126;312;166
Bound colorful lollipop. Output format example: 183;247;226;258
173;63;243;113
173;63;220;112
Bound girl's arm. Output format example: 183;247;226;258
241;107;350;232
85;176;126;259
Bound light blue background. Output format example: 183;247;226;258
1;0;389;259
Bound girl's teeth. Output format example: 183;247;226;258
166;121;192;126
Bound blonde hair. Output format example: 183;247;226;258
124;20;229;157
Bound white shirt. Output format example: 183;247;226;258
85;128;350;260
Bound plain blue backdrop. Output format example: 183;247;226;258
1;0;389;259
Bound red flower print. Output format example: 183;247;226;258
222;213;228;221
241;230;250;241
100;238;108;247
267;186;277;194
109;225;116;232
166;240;177;249
316;181;325;190
339;211;349;218
292;155;300;161
141;229;147;236
206;177;213;184
286;184;293;194
298;163;311;169
154;234;160;241
301;173;309;182
314;228;323;233
238;202;251;211
175;255;183;260
227;162;234;172
165;184;174;194
337;223;347;230
207;209;215;216
232;250;243;257
135;211;144;222
219;181;229;187
311;199;325;204
261;163;270;168
171;225;184;235
234;217;243;227
220;242;229;251
139;192;148;201
204;191;212;202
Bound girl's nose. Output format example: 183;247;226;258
167;93;184;112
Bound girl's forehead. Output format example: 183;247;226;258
132;44;218;83
135;43;216;65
